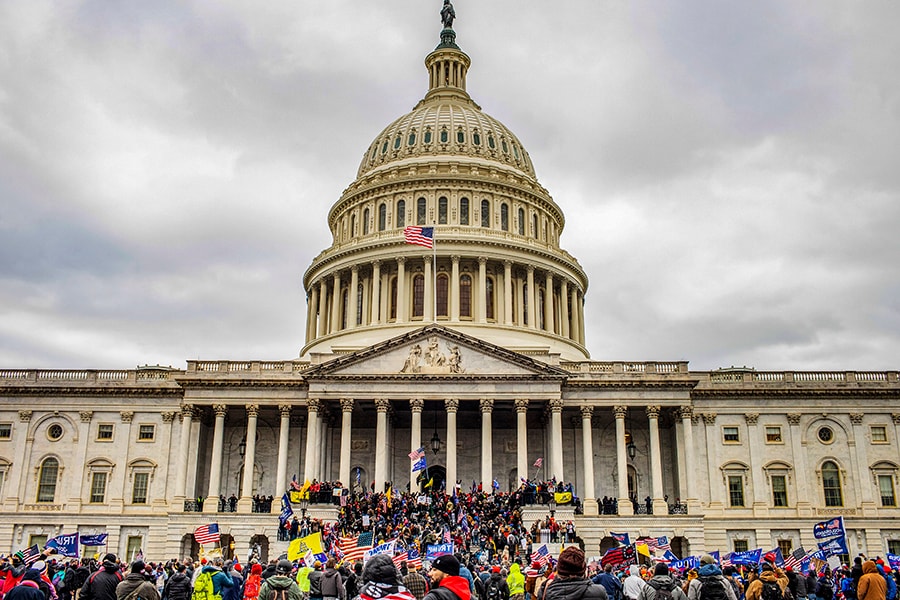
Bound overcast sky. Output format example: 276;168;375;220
1;1;899;372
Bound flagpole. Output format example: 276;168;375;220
432;224;437;324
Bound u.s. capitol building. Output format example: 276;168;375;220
2;6;899;562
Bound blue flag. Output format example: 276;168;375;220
663;550;680;562
813;516;845;540
45;533;79;558
730;548;763;565
817;535;848;558
426;543;454;561
80;534;108;547
411;457;427;472
280;492;294;524
610;532;631;546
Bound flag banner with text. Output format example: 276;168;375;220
729;548;763;565
813;516;845;540
45;533;79;558
426;543;454;561
80;534;108;547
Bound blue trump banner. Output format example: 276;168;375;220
426;543;454;561
45;533;79;558
730;548;763;565
80;534;108;547
813;516;845;540
817;535;848;558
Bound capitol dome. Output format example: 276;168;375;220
300;23;590;363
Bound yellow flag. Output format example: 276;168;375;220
288;532;324;561
424;478;433;488
288;538;304;561
299;479;312;499
289;491;303;504
637;543;650;557
553;491;573;504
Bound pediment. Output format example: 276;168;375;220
303;325;568;379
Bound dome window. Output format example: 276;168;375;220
440;129;449;144
416;197;427;225
459;197;470;225
473;132;481;146
488;135;496;149
512;144;520;159
424;130;433;144
371;145;378;160
394;135;402;150
408;132;416;146
501;139;508;154
457;129;465;144
381;140;388;155
438;197;448;224
501;203;509;231
396;200;406;228
518;208;525;235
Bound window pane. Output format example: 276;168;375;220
733;540;748;553
363;208;369;235
486;278;495;320
37;458;58;503
356;284;364;325
777;540;793;557
871;426;887;443
0;423;10;439
518;208;525;235
481;200;490;228
523;283;528;326
438;197;448;224
772;475;788;507
460;198;469;225
723;427;740;442
138;425;154;441
822;461;843;507
728;475;744;507
879;475;896;506
98;424;114;440
379;204;387;231
90;472;107;503
132;472;149;504
436;274;449;317
396;200;405;228
501;204;509;231
341;289;348;329
389;278;397;320
459;275;472;318
412;275;425;318
766;427;782;443
417;198;426;225
532;214;538;238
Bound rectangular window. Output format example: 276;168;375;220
138;425;155;441
90;472;108;504
132;472;149;504
888;540;900;555
777;540;793;557
728;476;745;507
459;198;469;225
871;426;888;443
723;427;740;443
765;426;783;443
126;536;143;561
97;424;114;441
29;535;48;549
878;475;896;507
733;539;749;553
0;423;11;439
0;470;5;495
772;475;788;507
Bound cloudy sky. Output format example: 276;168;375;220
1;1;898;372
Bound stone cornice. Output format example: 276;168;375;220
0;386;184;397
172;378;306;390
563;380;698;391
692;388;900;400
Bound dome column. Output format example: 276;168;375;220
306;284;319;343
317;279;328;336
560;279;570;338
570;286;580;344
371;260;381;324
330;272;341;334
578;290;586;345
544;271;554;333
503;261;513;325
396;257;407;323
526;266;536;329
348;266;359;329
614;406;633;515
450;256;460;321
477;257;487;323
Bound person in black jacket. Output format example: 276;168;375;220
163;565;192;600
543;548;607;600
80;555;123;600
6;569;46;600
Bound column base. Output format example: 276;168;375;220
582;498;599;516
617;497;634;515
652;499;668;516
202;500;219;514
237;497;254;513
686;499;703;515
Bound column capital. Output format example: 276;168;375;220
307;398;321;413
645;405;661;419
191;407;203;421
744;412;759;425
245;404;260;418
340;398;355;413
120;411;134;423
580;405;594;419
80;410;94;423
613;405;628;419
678;406;693;420
181;404;194;419
849;412;864;426
445;398;459;413
372;259;381;269
350;265;359;274
410;398;425;412
515;398;529;413
451;255;460;264
213;404;228;418
478;256;488;266
19;410;32;422
526;264;535;273
503;260;512;268
279;404;292;418
787;413;802;426
548;399;563;413
702;412;717;425
479;398;494;413
892;413;900;425
397;256;407;265
375;398;391;413
162;411;177;423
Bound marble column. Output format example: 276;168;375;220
336;399;353;487
330;272;341;332
615;406;633;515
581;405;597;514
174;404;193;501
703;413;723;510
374;399;390;491
850;412;876;515
396;257;407;323
516;399;529;483
204;404;228;513
647;405;667;515
549;399;564;481
578;290;586;345
503;261;513;325
349;266;359;329
570;287;580;344
446;398;459;490
275;405;291;504
410;399;424;459
424;255;434;322
526;266;536;328
745;412;768;515
560;279;570;338
307;286;318;343
304;399;320;481
451;256;460;321
544;271;554;333
478;257;488;323
679;406;699;512
371;260;381;324
317;279;328;336
239;404;259;512
480;398;493;491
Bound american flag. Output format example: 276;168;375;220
404;226;434;248
338;532;374;562
194;523;220;546
392;551;408;567
533;457;543;468
409;447;425;461
407;547;423;569
720;552;732;568
531;544;551;567
15;545;41;566
638;536;671;552
601;545;636;569
290;474;302;491
784;547;808;570
442;528;452;544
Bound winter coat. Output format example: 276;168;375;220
623;567;647;600
319;569;344;600
543;578;608;600
81;563;124;600
507;566;525;597
745;571;787;600
115;573;161;600
687;565;738;600
424;576;472;600
309;571;323;598
6;580;45;600
638;576;688;600
858;562;887;600
258;576;303;600
164;573;192;600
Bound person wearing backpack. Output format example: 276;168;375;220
857;561;886;600
486;567;509;600
542;547;607;600
744;564;787;600
115;561;160;600
258;561;301;600
507;565;524;600
164;565;192;600
638;564;687;600
876;563;896;600
318;560;344;600
687;556;737;600
81;555;124;600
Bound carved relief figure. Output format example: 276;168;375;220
425;336;446;366
448;345;463;373
401;344;422;373
441;0;455;29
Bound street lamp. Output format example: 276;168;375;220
430;410;441;454
299;497;309;519
239;438;246;459
627;439;636;460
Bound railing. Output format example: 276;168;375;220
668;502;688;515
184;500;202;512
707;370;899;384
633;504;650;515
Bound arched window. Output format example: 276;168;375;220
518;207;525;235
459;274;472;318
389;278;398;321
486;277;495;320
341;289;349;330
396;200;406;228
363;208;370;235
37;457;59;503
412;274;425;318
500;204;509;231
523;283;529;326
417;198;427;225
532;214;538;238
822;461;843;506
436;273;449;318
350;214;357;237
438;197;448;224
378;204;387;231
460;198;470;225
481;200;490;228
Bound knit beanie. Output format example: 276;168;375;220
557;547;586;577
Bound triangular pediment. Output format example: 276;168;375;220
303;325;569;379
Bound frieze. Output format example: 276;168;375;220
24;504;63;512
400;336;465;374
351;440;370;451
